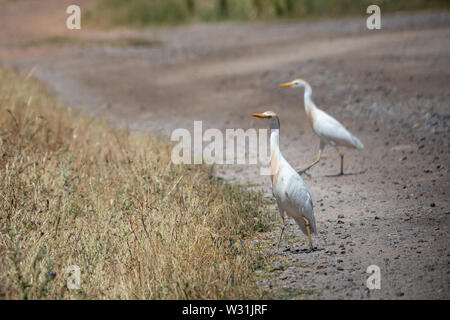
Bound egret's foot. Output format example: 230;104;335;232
296;168;312;177
295;167;305;174
325;169;367;177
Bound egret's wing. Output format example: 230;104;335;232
314;109;364;149
285;173;316;234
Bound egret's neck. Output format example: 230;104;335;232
303;84;316;112
270;127;279;149
269;126;281;176
269;121;280;156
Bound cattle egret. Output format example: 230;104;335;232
280;79;364;175
253;111;316;250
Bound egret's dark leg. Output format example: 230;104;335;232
277;216;285;248
336;147;344;175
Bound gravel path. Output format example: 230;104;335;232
1;1;449;299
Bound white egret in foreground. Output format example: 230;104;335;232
280;79;364;175
253;111;316;250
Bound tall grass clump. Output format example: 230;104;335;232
0;67;272;299
87;0;450;27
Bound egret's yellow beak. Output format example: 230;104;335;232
279;81;294;87
252;113;267;119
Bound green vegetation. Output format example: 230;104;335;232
87;0;450;27
0;67;273;299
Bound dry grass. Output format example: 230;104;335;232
0;67;273;299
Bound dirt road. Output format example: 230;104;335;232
1;1;449;299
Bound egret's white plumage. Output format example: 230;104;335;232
280;79;364;175
253;111;316;249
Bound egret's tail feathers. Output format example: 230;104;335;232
351;135;364;149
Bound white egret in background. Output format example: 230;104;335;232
280;79;364;175
253;111;316;250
